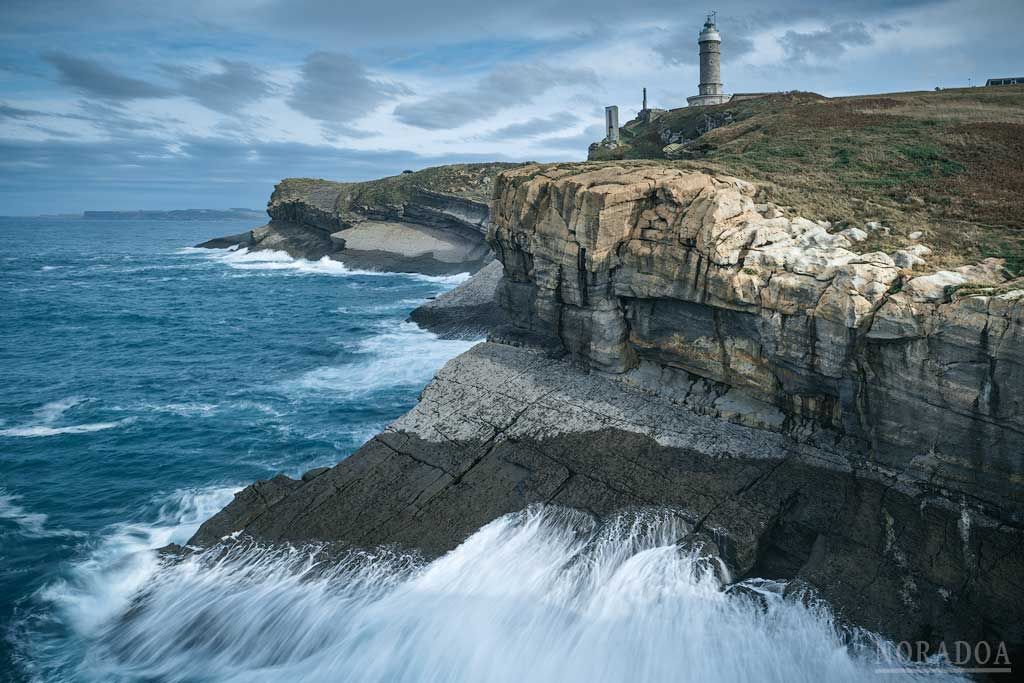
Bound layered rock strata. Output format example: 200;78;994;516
197;175;498;275
489;163;1022;519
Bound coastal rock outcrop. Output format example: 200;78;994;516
407;260;508;339
489;163;1021;517
197;164;519;275
192;161;1023;664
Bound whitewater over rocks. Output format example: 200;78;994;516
68;507;970;682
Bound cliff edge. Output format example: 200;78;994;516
191;161;1023;663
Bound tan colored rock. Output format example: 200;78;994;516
489;162;1022;510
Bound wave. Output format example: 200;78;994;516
36;486;239;640
33;397;88;423
131;401;220;417
0;397;135;438
190;247;471;284
43;506;965;682
0;419;134;438
0;490;85;538
283;321;477;397
336;298;426;315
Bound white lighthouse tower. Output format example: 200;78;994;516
687;13;731;107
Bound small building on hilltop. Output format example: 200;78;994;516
986;77;1023;86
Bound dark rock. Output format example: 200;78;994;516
195;231;254;249
301;466;331;482
191;342;1024;659
190;473;302;546
408;260;509;338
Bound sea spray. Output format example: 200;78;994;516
52;506;964;682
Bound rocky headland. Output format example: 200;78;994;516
197;163;521;276
191;158;1022;664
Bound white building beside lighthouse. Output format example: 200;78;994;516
687;14;732;107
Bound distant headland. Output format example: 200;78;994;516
0;208;266;220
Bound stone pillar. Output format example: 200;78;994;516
604;106;619;143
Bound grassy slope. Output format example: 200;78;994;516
591;87;1024;273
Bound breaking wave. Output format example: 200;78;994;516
0;398;135;438
36;487;239;640
33;506;964;682
191;247;471;284
284;321;477;397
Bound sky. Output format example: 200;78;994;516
0;0;1020;215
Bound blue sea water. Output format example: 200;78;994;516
0;217;476;681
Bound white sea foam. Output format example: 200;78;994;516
38;486;239;637
231;400;285;417
284;321;477;397
33;397;87;423
336;298;425;314
137;402;220;417
43;506;965;683
193;246;471;284
0;490;84;538
0;419;134;438
0;398;135;438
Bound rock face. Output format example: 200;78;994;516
192;342;1023;658
489;163;1021;518
197;165;516;275
192;161;1023;663
408;260;509;339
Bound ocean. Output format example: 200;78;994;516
0;218;962;681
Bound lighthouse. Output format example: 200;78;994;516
687;13;731;107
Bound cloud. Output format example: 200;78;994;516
42;51;173;100
0;103;47;119
287;51;410;126
481;113;580;141
534;123;605;152
0;134;523;213
161;59;276;114
394;63;597;130
654;20;757;67
779;21;874;63
41;52;276;117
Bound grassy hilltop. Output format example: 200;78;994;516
591;86;1024;273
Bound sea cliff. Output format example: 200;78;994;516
190;161;1023;663
197;163;520;275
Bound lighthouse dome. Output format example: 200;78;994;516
699;20;721;43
